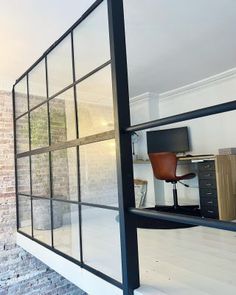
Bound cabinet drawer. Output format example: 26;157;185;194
199;188;217;199
198;171;216;179
201;206;219;219
199;179;216;189
198;161;215;171
200;196;218;208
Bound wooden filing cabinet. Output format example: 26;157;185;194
197;155;236;221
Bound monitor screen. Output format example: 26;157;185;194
147;127;190;154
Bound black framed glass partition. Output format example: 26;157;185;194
13;0;139;293
13;1;236;295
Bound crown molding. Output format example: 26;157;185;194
130;92;158;104
159;67;236;101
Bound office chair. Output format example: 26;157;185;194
149;152;196;210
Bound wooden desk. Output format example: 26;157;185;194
179;155;236;221
134;155;236;221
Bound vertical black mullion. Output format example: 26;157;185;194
12;87;20;230
45;56;54;248
71;31;83;263
27;75;34;238
107;0;140;294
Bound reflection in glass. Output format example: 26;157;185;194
17;157;30;195
50;89;76;144
53;201;80;260
52;148;78;201
80;140;118;207
31;153;50;197
47;35;73;96
18;195;32;236
77;66;114;138
73;0;110;79
82;206;122;281
30;104;49;149
33;198;52;246
16;115;29;153
14;77;28;117
28;60;47;109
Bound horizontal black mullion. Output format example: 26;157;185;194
31;195;51;201
15;60;111;121
51;197;79;205
126;100;236;133
129;207;236;232
19;195;119;210
17;229;123;290
82;263;122;289
18;193;31;198
80;202;119;211
74;60;111;86
16;130;115;158
14;0;104;85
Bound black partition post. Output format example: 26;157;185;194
107;0;140;294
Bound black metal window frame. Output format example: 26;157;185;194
12;0;236;295
12;0;139;292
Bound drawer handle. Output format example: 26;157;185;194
207;210;214;213
206;192;212;195
207;201;213;204
205;174;211;177
206;183;212;187
205;165;210;168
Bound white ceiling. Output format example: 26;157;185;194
1;0;236;97
124;0;236;97
0;0;95;91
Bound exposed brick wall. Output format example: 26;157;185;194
0;91;86;295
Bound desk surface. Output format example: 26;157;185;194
178;155;215;161
134;155;215;164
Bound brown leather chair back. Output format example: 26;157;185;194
148;152;177;181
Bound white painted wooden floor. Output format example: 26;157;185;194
20;214;236;295
137;226;236;295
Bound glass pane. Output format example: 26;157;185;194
79;140;118;207
17;157;30;195
18;195;32;236
29;60;47;109
77;66;114;138
30;104;49;149
14;77;28;117
53;201;80;261
73;0;110;79
47;36;73;97
124;1;236;120
33;198;51;245
50;88;76;144
52;148;78;201
82;206;122;281
137;226;236;294
31;153;50;197
16;115;29;153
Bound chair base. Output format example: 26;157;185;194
154;205;200;216
135;205;200;230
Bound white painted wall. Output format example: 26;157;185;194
157;68;236;205
159;68;236;155
130;68;236;206
130;93;159;207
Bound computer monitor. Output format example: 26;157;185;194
147;127;190;154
